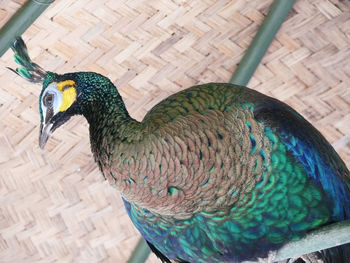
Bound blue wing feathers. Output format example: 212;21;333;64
254;97;350;221
286;135;350;220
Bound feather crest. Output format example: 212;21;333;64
7;37;47;83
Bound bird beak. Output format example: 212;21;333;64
38;111;73;149
39;122;53;149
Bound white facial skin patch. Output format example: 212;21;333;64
41;80;77;124
41;82;63;123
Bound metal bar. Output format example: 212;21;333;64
274;219;350;262
128;0;297;262
243;219;350;263
127;238;151;263
0;0;55;57
230;0;296;86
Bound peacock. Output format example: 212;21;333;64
9;37;350;263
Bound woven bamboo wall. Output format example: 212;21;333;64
0;0;349;262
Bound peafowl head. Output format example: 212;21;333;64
9;37;122;149
38;72;79;149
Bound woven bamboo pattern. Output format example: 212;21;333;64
0;0;349;262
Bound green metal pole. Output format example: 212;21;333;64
0;0;55;57
243;219;350;263
274;219;350;262
230;0;297;86
127;238;151;263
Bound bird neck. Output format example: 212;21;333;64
75;74;185;215
77;76;143;159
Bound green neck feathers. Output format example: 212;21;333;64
62;72;143;157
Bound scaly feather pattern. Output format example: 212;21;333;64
11;49;350;262
253;98;350;221
117;84;349;262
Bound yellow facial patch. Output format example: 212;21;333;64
57;80;77;112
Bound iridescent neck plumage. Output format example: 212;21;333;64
74;73;143;155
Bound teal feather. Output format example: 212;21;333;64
16;67;32;80
8;37;47;83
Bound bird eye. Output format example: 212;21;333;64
43;93;54;107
